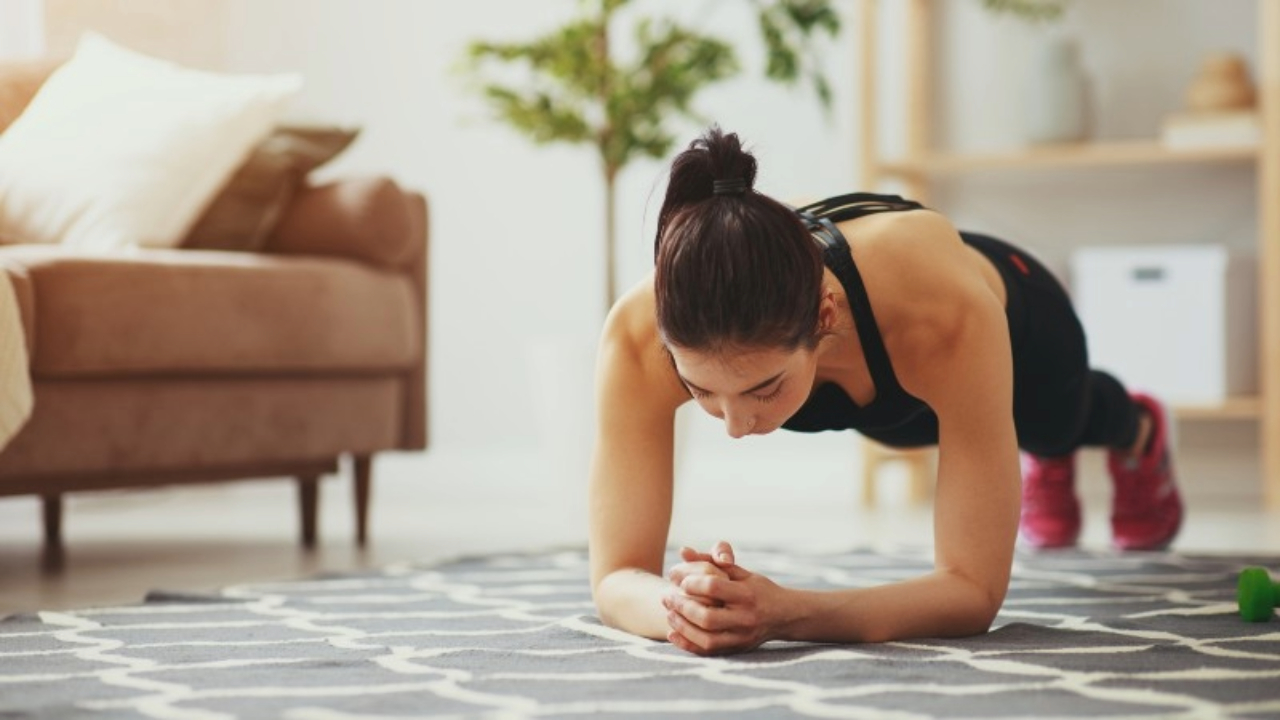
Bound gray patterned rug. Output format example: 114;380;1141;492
2;547;1278;719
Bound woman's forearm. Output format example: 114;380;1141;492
777;569;1004;645
593;568;674;640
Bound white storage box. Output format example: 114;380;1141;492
1070;244;1256;405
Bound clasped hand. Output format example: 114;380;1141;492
663;541;783;655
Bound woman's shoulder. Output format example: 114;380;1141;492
601;273;667;376
845;208;969;281
599;273;689;406
603;273;659;347
849;210;989;334
846;206;955;251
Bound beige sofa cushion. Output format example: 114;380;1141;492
0;246;420;377
182;125;360;253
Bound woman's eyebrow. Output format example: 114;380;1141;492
678;371;784;396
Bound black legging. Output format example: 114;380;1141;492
859;231;1140;457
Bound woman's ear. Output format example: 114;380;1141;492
817;288;839;333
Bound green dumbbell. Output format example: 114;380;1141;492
1237;567;1280;622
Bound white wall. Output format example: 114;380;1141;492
41;0;225;67
0;0;44;58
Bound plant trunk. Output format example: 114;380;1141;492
597;1;617;314
603;166;617;314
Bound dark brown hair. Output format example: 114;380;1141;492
653;126;823;354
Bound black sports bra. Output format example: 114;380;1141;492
781;193;932;434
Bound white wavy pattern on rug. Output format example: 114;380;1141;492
2;548;1279;719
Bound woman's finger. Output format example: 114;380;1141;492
665;593;756;633
681;544;735;568
679;573;751;605
665;610;757;655
667;560;727;585
679;546;709;563
664;587;722;615
710;540;736;566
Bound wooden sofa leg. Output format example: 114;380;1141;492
354;455;372;548
298;475;320;549
40;494;65;572
41;494;63;549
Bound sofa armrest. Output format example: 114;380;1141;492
265;176;423;271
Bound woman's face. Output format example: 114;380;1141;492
667;343;818;438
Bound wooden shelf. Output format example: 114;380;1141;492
1172;396;1262;421
878;140;1258;176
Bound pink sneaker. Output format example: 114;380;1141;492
1019;452;1081;548
1108;393;1183;551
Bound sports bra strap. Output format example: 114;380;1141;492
797;192;926;223
793;200;904;391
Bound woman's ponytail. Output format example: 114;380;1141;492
654;126;757;260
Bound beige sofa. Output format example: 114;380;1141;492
0;60;428;554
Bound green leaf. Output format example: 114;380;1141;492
480;86;593;145
981;0;1066;22
466;18;610;100
753;0;840;107
780;0;842;35
813;72;832;108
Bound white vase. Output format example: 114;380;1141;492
1023;35;1089;144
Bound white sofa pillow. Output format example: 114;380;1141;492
0;33;302;250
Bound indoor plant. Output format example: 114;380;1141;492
462;0;840;311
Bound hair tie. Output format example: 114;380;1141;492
712;177;748;196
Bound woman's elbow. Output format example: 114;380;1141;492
590;570;634;631
592;592;624;630
945;601;1001;639
948;574;1007;637
590;579;614;626
969;600;1002;635
964;584;1007;635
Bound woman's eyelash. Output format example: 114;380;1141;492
756;385;783;403
688;384;781;402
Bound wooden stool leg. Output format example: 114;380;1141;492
860;439;881;507
353;455;372;548
297;475;320;549
859;440;935;507
905;448;934;505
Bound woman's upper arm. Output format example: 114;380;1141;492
921;293;1021;609
588;291;687;593
877;213;1022;608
